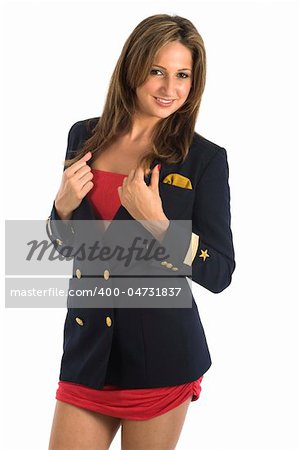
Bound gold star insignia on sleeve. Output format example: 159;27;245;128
199;249;210;261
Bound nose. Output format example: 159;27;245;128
159;76;178;98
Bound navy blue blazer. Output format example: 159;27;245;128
46;117;236;389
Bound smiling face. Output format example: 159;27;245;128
135;41;193;121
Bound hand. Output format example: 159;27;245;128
117;164;164;220
117;164;170;241
54;151;94;219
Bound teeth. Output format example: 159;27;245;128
155;97;173;104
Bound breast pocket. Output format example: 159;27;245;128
159;181;195;219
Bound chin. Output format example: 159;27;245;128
149;106;178;119
136;103;180;121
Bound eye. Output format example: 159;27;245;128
150;69;163;76
177;72;190;79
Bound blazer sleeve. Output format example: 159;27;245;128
189;147;236;293
45;121;81;257
146;219;193;275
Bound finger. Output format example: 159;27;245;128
150;164;160;189
73;164;93;182
117;185;122;199
127;168;135;181
134;166;146;182
76;169;94;186
80;180;94;198
67;151;92;176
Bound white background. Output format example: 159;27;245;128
1;0;299;449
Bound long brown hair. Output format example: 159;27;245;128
64;14;206;170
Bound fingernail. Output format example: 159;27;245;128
157;164;161;171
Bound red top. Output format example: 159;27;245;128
56;168;204;420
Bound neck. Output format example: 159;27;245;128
127;112;160;143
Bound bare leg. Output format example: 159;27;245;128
48;400;121;450
121;395;192;450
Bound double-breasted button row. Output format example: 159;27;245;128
160;260;179;271
75;316;112;327
75;269;110;279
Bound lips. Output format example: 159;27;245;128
154;97;174;103
153;97;175;107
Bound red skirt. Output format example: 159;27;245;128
56;376;204;421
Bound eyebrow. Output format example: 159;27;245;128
152;64;192;72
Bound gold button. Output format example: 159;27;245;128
171;267;179;271
75;317;84;326
103;269;110;280
106;316;112;327
160;261;168;266
76;269;82;279
166;262;173;268
56;238;63;245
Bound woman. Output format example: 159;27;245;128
47;13;236;450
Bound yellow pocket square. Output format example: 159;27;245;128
162;173;193;190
